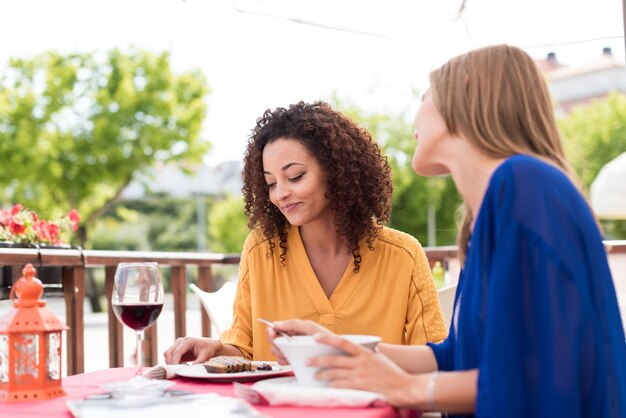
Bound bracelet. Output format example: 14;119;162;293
215;339;224;356
425;371;439;411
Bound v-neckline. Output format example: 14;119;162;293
290;227;362;314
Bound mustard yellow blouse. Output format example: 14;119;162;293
220;226;447;360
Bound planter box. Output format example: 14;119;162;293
0;265;12;299
0;265;63;300
0;242;68;299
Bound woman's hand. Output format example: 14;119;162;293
163;337;223;364
268;319;334;364
310;332;428;409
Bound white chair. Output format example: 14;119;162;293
437;284;457;329
189;281;237;337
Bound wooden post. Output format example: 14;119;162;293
197;266;214;337
143;323;158;366
62;265;85;375
170;266;187;339
105;266;123;368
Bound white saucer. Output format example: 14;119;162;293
252;376;385;407
102;377;174;399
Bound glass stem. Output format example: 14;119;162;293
135;330;144;377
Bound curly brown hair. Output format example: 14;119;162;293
242;101;393;272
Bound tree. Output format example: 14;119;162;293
0;49;210;245
334;96;462;246
559;93;626;239
559;93;626;188
208;194;249;253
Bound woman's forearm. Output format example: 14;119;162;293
377;343;438;374
216;342;246;357
377;344;477;413
398;369;477;413
424;369;477;413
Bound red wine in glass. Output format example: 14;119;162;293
112;303;163;331
112;262;164;382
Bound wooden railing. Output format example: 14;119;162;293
0;248;239;375
0;241;624;375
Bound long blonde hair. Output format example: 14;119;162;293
429;44;582;262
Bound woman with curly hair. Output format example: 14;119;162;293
164;101;447;363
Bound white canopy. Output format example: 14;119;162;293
590;152;626;220
231;0;623;50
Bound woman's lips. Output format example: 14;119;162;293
281;202;302;213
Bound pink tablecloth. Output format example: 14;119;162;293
1;368;417;418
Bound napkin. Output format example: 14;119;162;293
144;364;184;380
252;377;386;407
67;393;264;418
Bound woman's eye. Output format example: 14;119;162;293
266;183;276;189
289;173;304;182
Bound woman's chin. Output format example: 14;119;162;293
412;162;450;176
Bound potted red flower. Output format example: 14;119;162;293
0;204;80;247
0;204;81;298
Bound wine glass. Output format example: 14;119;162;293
111;262;164;383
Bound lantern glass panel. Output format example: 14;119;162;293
47;332;61;380
14;333;39;383
0;335;8;383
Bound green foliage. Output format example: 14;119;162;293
334;95;462;245
559;93;626;188
90;194;214;252
90;192;250;255
559;93;626;239
90;216;145;251
0;49;210;245
207;194;249;253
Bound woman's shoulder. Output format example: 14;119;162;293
376;226;424;257
488;154;582;215
494;154;571;189
487;155;599;255
242;227;271;254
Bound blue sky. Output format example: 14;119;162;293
1;0;623;163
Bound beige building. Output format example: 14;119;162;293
537;48;626;113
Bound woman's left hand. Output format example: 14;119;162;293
310;332;427;409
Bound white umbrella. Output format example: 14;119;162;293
591;153;626;333
591;152;626;220
230;0;623;48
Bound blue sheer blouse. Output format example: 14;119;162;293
428;155;626;418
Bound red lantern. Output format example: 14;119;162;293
0;264;68;402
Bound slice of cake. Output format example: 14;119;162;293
203;356;252;373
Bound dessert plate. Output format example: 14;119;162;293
175;361;293;382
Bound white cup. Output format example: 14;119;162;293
274;334;381;387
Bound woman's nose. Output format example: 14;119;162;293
275;182;291;200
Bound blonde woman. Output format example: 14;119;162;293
272;45;626;418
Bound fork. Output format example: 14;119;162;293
233;381;269;405
257;318;297;343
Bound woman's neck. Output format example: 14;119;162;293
448;145;506;220
299;219;347;257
